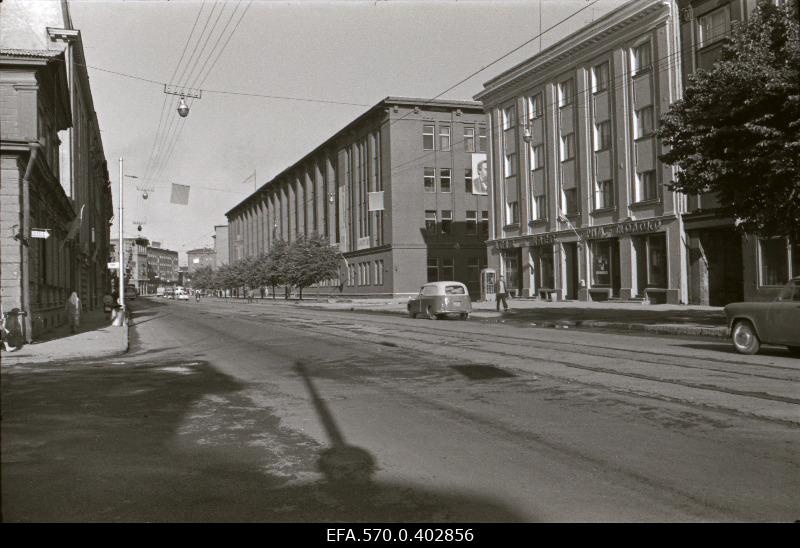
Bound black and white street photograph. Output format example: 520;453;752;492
1;0;798;531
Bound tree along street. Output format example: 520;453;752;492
2;297;798;522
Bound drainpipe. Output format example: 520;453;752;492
21;142;40;343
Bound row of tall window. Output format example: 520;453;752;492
425;210;489;236
346;259;385;287
423;124;487;153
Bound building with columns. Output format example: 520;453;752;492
475;0;688;304
1;0;113;340
225;97;490;297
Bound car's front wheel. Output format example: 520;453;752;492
787;346;800;356
408;307;416;319
732;320;760;355
460;313;469;320
426;306;438;320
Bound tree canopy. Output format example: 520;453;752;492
658;2;799;239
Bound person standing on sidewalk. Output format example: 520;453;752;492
65;291;81;333
496;275;510;312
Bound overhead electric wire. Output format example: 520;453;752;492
186;1;244;90
195;1;254;89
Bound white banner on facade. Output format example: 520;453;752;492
368;191;384;211
471;153;488;195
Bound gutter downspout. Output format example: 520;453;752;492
21;142;40;343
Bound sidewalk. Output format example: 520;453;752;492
212;295;729;339
1;309;129;366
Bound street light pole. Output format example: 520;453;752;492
118;157;125;318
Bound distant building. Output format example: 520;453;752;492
146;243;179;291
213;225;229;267
186;248;216;274
225;96;489;297
110;238;149;296
1;0;113;340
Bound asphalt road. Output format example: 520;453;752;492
2;297;798;522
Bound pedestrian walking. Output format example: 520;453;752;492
247;289;254;304
496;275;510;312
195;291;201;302
1;309;21;352
65;291;81;333
103;293;113;314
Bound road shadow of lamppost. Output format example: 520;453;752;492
294;360;376;486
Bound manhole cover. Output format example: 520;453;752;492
450;365;516;380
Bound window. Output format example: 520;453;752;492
427;258;439;282
503;104;517;129
440;210;452;234
760;238;789;286
591;240;613;286
560;133;575;161
594;120;612;151
506;201;519;225
440;168;451;193
634;106;654;139
533;194;547;220
529;93;543;119
595;179;614;210
425;210;437;233
464;169;473;193
464;127;475;152
441;258;454;281
631;41;652;75
481;211;489;239
423;124;434;150
697;5;730;48
592;62;610;93
466;210;478;234
636;170;658;202
440;125;451;151
563;189;578;215
558;79;574;107
531;144;544;170
478;126;487;152
424;167;435;192
504;152;517;177
647;235;667;287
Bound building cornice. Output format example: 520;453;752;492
475;0;672;105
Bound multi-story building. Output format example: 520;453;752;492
225;97;489;297
186;248;216;274
676;0;798;303
1;0;113;340
213;225;229;267
475;0;687;304
146;242;179;291
111;237;149;295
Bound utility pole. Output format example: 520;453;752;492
118;157;125;321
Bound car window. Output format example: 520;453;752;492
422;285;439;296
445;285;466;295
776;284;795;302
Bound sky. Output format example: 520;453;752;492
68;0;630;264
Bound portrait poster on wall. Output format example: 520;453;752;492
471;153;489;195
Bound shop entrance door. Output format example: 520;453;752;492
564;242;579;300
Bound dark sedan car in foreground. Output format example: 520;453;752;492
724;277;800;355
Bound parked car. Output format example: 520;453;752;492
408;281;471;320
724;277;800;355
124;285;137;301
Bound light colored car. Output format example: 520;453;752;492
724;276;800;355
408;281;471;320
175;291;189;301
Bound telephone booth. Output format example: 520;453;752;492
480;268;497;302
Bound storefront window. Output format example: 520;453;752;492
503;250;519;291
427;258;439;282
591;241;612;286
648;234;667;287
760;238;789;286
532;247;555;289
